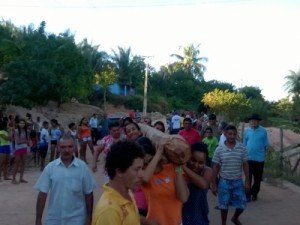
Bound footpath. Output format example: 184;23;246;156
1;155;299;225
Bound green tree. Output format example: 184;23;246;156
0;21;94;107
283;69;300;99
170;44;207;80
111;46;132;85
95;63;117;112
202;89;250;122
238;86;264;101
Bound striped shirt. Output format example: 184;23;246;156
212;141;248;180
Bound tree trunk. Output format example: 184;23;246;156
103;89;107;113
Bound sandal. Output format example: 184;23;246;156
20;179;28;183
12;180;19;184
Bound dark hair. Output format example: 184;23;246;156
153;121;165;133
17;118;28;139
68;122;75;129
50;119;58;125
0;120;7;130
79;117;86;126
42;121;49;126
204;126;213;133
209;114;216;120
183;118;192;123
124;122;140;135
105;141;145;179
109;121;120;130
136;137;155;156
122;117;133;127
225;124;237;132
191;142;208;159
219;121;228;130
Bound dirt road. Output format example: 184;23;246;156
1;154;299;225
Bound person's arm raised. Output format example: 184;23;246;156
182;165;212;189
142;141;165;183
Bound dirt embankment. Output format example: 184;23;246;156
4;102;166;130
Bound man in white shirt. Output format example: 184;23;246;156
89;113;98;145
35;134;96;225
170;112;181;134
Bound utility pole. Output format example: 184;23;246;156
142;56;153;116
143;62;149;116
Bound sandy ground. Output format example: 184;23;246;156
1;151;300;225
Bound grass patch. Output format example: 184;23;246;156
264;147;300;186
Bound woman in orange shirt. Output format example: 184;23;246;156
142;140;190;225
78;117;94;163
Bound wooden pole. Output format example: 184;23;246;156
280;127;284;170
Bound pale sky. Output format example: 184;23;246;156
1;0;300;101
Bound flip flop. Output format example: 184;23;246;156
12;180;19;184
20;179;28;183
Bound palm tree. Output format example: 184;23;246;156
111;46;132;85
170;44;208;80
283;69;300;98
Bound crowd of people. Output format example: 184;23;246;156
0;110;269;225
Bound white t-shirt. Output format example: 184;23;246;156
89;117;98;129
171;115;181;129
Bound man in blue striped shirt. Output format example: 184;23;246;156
212;125;250;225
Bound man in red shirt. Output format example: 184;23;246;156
179;117;202;146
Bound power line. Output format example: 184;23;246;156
0;0;255;9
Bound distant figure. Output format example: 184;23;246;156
38;121;50;171
143;117;152;126
243;113;269;202
201;114;221;140
49;119;62;161
12;118;30;184
100;113;109;139
170;111;181;134
89;113;98;145
153;121;166;133
35;135;96;225
179;118;202;146
202;127;219;167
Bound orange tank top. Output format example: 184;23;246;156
80;125;91;138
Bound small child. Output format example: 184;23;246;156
182;142;212;225
38;121;50;171
28;127;38;167
0;119;11;181
202;127;219;167
211;125;249;225
67;122;79;157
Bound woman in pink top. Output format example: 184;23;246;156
12;118;30;184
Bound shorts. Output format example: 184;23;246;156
0;145;10;154
218;178;246;210
81;136;92;142
51;140;58;145
15;147;28;156
39;145;48;158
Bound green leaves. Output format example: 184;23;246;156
0;20;94;107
